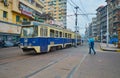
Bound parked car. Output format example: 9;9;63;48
4;41;14;47
0;40;4;48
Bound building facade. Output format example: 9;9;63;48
91;17;98;40
106;0;120;38
0;0;44;41
42;0;67;28
100;5;107;43
96;5;107;42
105;0;120;46
96;6;103;41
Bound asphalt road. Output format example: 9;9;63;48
0;42;120;78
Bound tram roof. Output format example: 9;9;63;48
22;21;73;32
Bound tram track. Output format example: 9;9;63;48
66;53;88;78
25;54;71;78
0;47;71;66
0;54;34;65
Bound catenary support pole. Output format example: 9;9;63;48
75;6;79;47
107;5;109;47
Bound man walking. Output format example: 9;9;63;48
88;37;96;55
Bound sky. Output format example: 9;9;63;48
67;0;107;36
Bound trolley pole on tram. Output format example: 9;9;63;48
75;6;79;47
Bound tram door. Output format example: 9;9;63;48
40;27;48;52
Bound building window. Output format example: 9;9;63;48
16;15;20;22
23;18;27;22
59;17;61;19
3;11;7;18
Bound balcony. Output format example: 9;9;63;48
102;28;107;32
113;26;117;29
35;0;44;7
113;18;120;24
19;0;43;14
116;3;120;9
113;3;120;10
12;0;21;13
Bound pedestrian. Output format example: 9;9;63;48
0;40;2;47
88;36;96;55
2;40;5;47
81;39;84;45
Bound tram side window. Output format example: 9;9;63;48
40;27;48;37
60;32;62;37
68;34;71;39
68;34;70;38
65;33;67;38
50;29;54;37
40;28;43;36
56;31;59;37
44;28;48;36
34;27;38;36
63;33;65;38
70;34;71;39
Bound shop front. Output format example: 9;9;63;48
0;21;21;42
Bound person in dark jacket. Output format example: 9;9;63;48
88;37;96;55
0;40;2;47
2;40;5;47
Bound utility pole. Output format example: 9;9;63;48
101;28;103;43
107;5;109;47
75;6;79;47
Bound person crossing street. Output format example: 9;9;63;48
88;36;96;55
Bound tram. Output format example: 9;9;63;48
19;21;81;53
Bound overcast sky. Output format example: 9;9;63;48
67;0;107;36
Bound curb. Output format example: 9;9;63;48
99;44;120;52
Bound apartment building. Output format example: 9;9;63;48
100;5;107;42
85;26;90;39
96;6;104;41
89;23;93;37
42;0;67;28
106;0;120;38
105;0;120;46
96;5;107;42
0;0;44;41
91;17;98;40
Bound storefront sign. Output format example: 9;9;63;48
19;3;33;17
0;22;21;34
21;10;32;17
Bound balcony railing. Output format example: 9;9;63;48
113;3;120;10
113;18;120;23
116;3;120;8
19;0;43;14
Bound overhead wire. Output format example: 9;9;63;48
69;0;91;22
67;0;96;32
67;0;76;13
78;0;90;21
67;0;76;30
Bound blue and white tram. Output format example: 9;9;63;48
20;21;81;53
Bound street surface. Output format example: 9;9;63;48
0;42;120;78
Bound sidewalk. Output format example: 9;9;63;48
100;43;120;52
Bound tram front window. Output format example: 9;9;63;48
21;26;38;38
